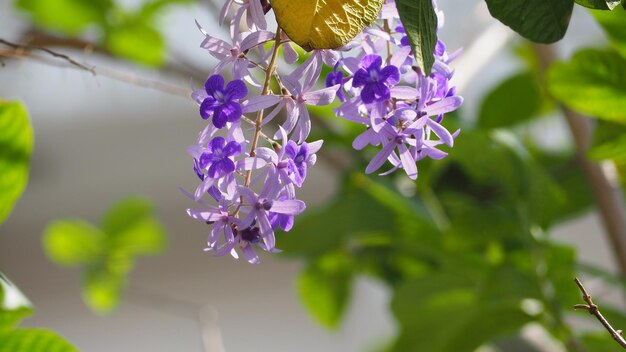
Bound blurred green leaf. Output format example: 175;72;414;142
485;0;574;43
139;0;194;18
43;220;105;266
83;269;125;314
593;7;626;59
580;332;622;351
105;22;165;67
395;0;437;75
281;175;398;257
589;134;626;161
478;72;542;129
0;274;32;333
533;151;594;221
0;329;77;352
43;197;167;313
296;251;354;329
576;0;621;9
101;198;167;256
391;274;533;352
0;100;33;226
548;49;626;124
16;0;112;34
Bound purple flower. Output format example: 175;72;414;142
200;75;248;128
199;136;242;178
352;54;400;104
237;179;306;251
325;64;346;102
284;141;313;187
395;25;410;48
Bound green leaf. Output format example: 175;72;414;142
16;0;112;35
43;197;166;313
593;8;626;60
589;134;626;161
101;198;167;256
83;268;125;314
395;0;437;75
0;275;32;333
139;0;195;18
548;49;626;124
0;100;33;226
580;332;622;351
391;274;532;352
0;329;77;352
478;72;542;128
485;0;574;43
576;0;621;9
280;176;397;257
105;22;165;67
43;220;105;266
296;252;354;329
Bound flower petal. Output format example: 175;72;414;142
365;139;397;174
270;199;306;215
242;95;280;113
205;74;225;94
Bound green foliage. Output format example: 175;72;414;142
575;0;621;9
0;274;77;351
288;104;595;347
589;121;626;161
548;49;626;124
16;0;112;34
280;175;402;258
593;7;626;60
296;251;354;329
43;220;105;266
391;273;533;352
478;72;543;128
15;0;193;66
0;100;33;226
485;0;574;43
0;329;78;352
395;0;437;75
105;21;165;67
0;275;32;335
43;197;167;313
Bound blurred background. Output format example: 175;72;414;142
1;0;625;351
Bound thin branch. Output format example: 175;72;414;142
0;38;95;74
1;47;191;98
574;278;626;349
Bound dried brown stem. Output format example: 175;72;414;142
0;38;95;74
574;278;626;349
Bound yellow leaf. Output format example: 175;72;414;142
271;0;384;51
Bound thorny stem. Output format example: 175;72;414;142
533;44;626;279
574;278;626;349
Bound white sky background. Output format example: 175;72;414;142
0;1;618;351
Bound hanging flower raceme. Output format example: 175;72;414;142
184;0;463;263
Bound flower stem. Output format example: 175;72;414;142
244;27;282;187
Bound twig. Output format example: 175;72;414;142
1;48;191;98
573;277;626;349
0;38;95;74
533;44;626;278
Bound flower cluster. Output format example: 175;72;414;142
328;1;463;180
185;0;462;263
